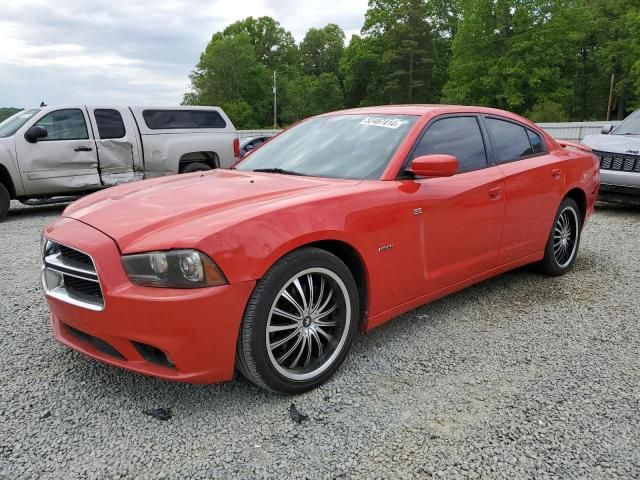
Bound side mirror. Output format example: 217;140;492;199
601;124;614;135
245;144;255;151
408;154;458;178
24;126;48;143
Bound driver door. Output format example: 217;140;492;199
15;108;100;195
408;115;506;293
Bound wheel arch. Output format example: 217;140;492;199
0;164;16;198
565;187;587;225
178;151;219;169
304;239;369;326
246;237;370;327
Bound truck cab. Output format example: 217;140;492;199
0;105;239;220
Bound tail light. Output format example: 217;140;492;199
233;137;240;158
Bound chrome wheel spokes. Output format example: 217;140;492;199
553;207;579;268
266;267;351;381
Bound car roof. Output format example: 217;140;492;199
325;104;533;123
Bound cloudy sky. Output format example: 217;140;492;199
0;0;368;108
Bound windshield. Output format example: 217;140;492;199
0;109;40;138
612;110;640;136
236;114;418;179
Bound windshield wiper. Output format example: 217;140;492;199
251;168;306;176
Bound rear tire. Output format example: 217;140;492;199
537;197;582;276
179;162;211;174
0;183;9;221
236;248;359;394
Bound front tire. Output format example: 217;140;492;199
236;248;359;394
0;183;10;221
537;197;582;276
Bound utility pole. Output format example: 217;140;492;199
273;70;277;129
607;72;615;121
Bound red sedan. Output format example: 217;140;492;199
41;105;600;393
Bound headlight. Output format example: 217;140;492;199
121;250;227;288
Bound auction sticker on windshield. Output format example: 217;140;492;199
360;117;409;129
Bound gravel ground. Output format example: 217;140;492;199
1;199;639;480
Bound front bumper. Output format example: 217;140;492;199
43;217;255;384
600;169;640;192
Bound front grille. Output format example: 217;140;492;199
42;241;104;311
59;245;95;271
595;150;640;173
65;324;124;359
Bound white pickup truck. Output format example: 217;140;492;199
0;105;239;220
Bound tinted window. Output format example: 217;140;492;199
34;109;88;141
412;116;487;173
143;110;226;129
486;118;533;163
95;109;125;139
237;114;417;180
527;129;545;154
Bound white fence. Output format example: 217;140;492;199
240;121;623;143
535;121;622;142
238;129;281;139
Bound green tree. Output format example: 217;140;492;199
300;24;346;76
360;0;456;104
184;33;270;128
341;35;385;107
223;16;299;72
444;0;640;120
280;73;344;124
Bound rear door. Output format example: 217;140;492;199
483;116;565;264
15;108;100;195
87;107;144;186
407;115;506;293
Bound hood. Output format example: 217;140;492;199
64;169;357;252
582;134;640;155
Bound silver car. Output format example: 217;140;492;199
582;110;640;205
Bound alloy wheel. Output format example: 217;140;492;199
266;267;351;381
553;206;579;268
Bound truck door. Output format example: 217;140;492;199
87;107;144;186
15;108;101;195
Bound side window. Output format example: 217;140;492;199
412;116;488;173
94;109;125;139
142;110;226;129
34;109;88;141
527;129;545;154
485;118;534;163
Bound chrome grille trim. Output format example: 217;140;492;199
41;240;105;311
594;150;640;174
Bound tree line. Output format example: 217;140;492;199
185;0;640;129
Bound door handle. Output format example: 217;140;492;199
488;187;503;199
551;168;562;179
74;146;93;152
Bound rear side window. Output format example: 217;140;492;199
486;118;535;163
412;116;488;173
142;110;226;129
34;109;88;141
527;129;545;154
94;109;125;139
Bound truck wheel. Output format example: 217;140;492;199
0;183;9;221
179;162;211;174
